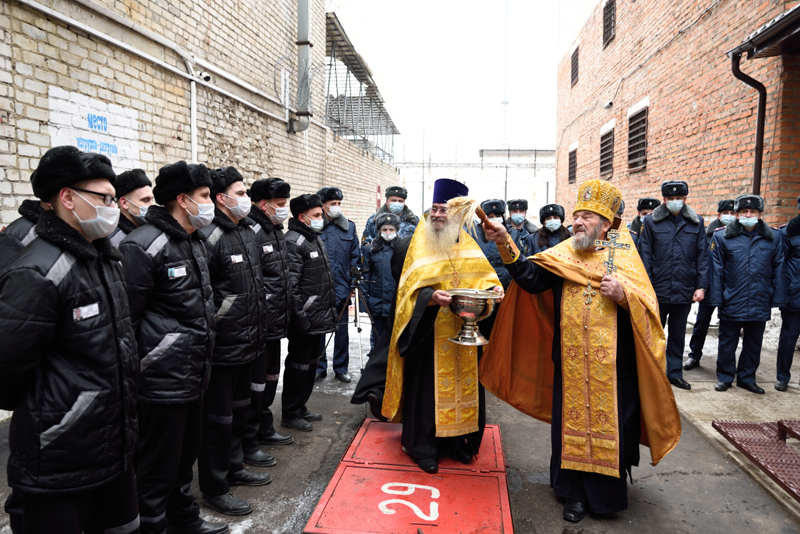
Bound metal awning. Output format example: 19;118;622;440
727;3;800;59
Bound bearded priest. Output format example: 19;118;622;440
370;178;502;475
482;179;681;523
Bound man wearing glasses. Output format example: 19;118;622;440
0;146;140;533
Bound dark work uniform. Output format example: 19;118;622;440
109;212;138;248
119;206;216;532
362;235;399;352
506;254;640;514
687;218;725;362
778;215;800;384
197;209;267;496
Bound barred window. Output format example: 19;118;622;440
568;149;577;184
571;47;579;87
603;0;616;48
628;108;648;171
600;129;614;177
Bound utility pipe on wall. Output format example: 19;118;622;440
183;59;198;164
289;0;313;134
730;52;767;195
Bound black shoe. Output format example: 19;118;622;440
683;357;701;370
315;372;327;382
451;449;473;464
257;429;294;445
201;492;252;516
166;518;230;534
226;469;272;487
243;448;277;467
563;500;587;523
417;458;438;473
282;418;313;432
714;381;732;392
367;393;388;421
736;382;765;394
301;407;323;422
775;381;789;392
335;372;352;383
669;377;691;390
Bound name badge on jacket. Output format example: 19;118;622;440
231;254;244;264
73;302;100;322
168;266;187;279
263;245;274;254
309;251;319;259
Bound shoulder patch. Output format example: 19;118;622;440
715;227;725;231
710;240;716;251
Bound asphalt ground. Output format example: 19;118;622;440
1;318;799;533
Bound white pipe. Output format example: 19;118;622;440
183;60;198;164
15;0;288;126
291;0;312;134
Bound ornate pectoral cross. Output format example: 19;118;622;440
595;229;631;276
583;279;596;305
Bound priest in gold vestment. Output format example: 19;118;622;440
377;178;501;475
482;179;681;523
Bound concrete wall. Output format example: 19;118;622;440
0;0;399;231
555;0;800;224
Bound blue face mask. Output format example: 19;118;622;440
739;216;759;229
545;219;561;232
720;214;736;226
309;218;324;232
510;214;525;225
666;200;684;214
389;202;404;214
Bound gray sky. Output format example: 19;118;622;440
325;0;560;163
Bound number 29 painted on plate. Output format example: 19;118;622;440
378;483;440;521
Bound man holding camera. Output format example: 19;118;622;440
316;187;360;383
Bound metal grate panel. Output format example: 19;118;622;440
571;47;579;87
600;129;614;177
568;149;577;184
603;0;616;47
628;108;648;171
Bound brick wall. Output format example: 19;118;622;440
556;0;800;224
0;0;398;231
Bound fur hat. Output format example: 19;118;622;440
616;199;625;216
385;186;407;199
375;213;401;231
317;187;344;202
31;146;117;201
481;199;506;217
211;166;245;198
290;193;323;218
508;199;528;211
249;178;291;202
115;169;152;199
661;180;689;197
153;161;212;205
717;199;735;213
540;203;565;224
734;194;764;212
637;197;660;211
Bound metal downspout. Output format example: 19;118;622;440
290;0;312;134
183;60;198;164
730;52;767;195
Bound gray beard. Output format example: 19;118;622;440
573;224;603;251
425;220;461;258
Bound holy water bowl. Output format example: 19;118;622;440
447;288;501;346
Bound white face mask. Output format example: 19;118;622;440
383;232;397;241
222;193;251;219
309;218;324;232
72;190;120;240
125;198;149;225
545;219;562;232
488;217;503;225
739;216;759;229
328;205;342;218
185;196;215;229
720;214;736;226
267;201;289;224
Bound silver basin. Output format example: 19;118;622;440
446;288;501;346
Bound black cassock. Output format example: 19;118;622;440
506;255;641;514
352;238;485;461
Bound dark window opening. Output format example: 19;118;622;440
603;0;616;48
571;47;579;87
568;149;577;184
600;129;614;177
628;108;648;171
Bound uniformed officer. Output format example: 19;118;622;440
473;199;511;288
504;199;538;256
775;195;800;391
527;203;571;255
362;186;419;247
709;194;785;394
629;197;660;235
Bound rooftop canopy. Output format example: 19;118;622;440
727;3;800;59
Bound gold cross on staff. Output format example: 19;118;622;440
595;229;631;276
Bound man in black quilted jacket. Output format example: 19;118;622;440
282;193;337;432
242;178;295;456
119;161;228;534
0;198;47;272
0;146;139;534
197;167;270;516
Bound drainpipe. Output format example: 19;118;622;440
730;52;766;195
183;59;198;164
289;0;313;134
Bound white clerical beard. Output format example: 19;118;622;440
573;223;603;251
426;219;461;258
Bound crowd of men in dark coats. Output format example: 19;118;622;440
0;145;797;533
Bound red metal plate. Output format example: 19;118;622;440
342;419;506;473
304;463;513;534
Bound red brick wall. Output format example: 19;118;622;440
556;0;800;225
